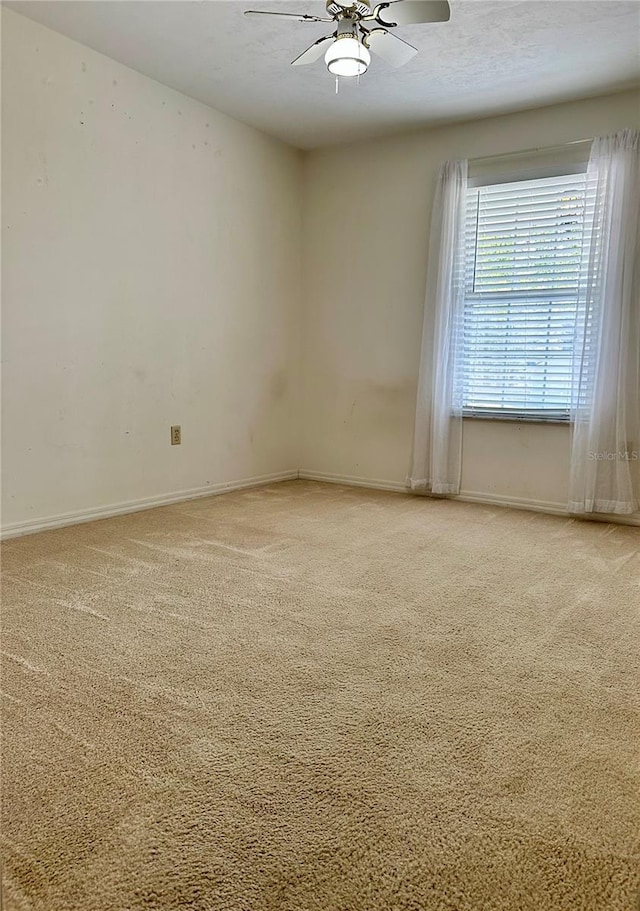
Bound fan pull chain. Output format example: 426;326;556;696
335;76;339;95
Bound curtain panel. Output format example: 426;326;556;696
569;129;640;515
409;159;468;495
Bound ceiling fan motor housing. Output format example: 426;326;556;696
327;1;372;18
335;17;359;38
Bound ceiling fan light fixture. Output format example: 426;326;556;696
324;35;371;77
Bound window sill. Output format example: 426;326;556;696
462;411;570;425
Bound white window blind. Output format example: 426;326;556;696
462;172;594;420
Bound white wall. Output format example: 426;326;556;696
300;90;640;511
3;8;638;534
1;9;303;531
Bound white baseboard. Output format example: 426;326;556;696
299;469;407;493
298;469;640;526
456;489;567;516
0;470;299;540
4;468;638;539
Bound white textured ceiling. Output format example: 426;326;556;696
5;0;640;148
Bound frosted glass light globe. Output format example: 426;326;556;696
324;37;371;77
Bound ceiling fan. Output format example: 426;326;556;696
244;1;450;82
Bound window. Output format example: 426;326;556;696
461;172;593;421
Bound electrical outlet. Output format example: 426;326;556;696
171;425;181;446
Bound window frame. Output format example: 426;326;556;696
460;165;591;425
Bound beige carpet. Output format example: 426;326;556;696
2;480;639;911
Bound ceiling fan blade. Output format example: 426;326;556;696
244;10;333;23
363;28;417;67
371;0;450;27
291;35;335;66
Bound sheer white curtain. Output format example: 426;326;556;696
569;129;640;516
409;160;467;495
